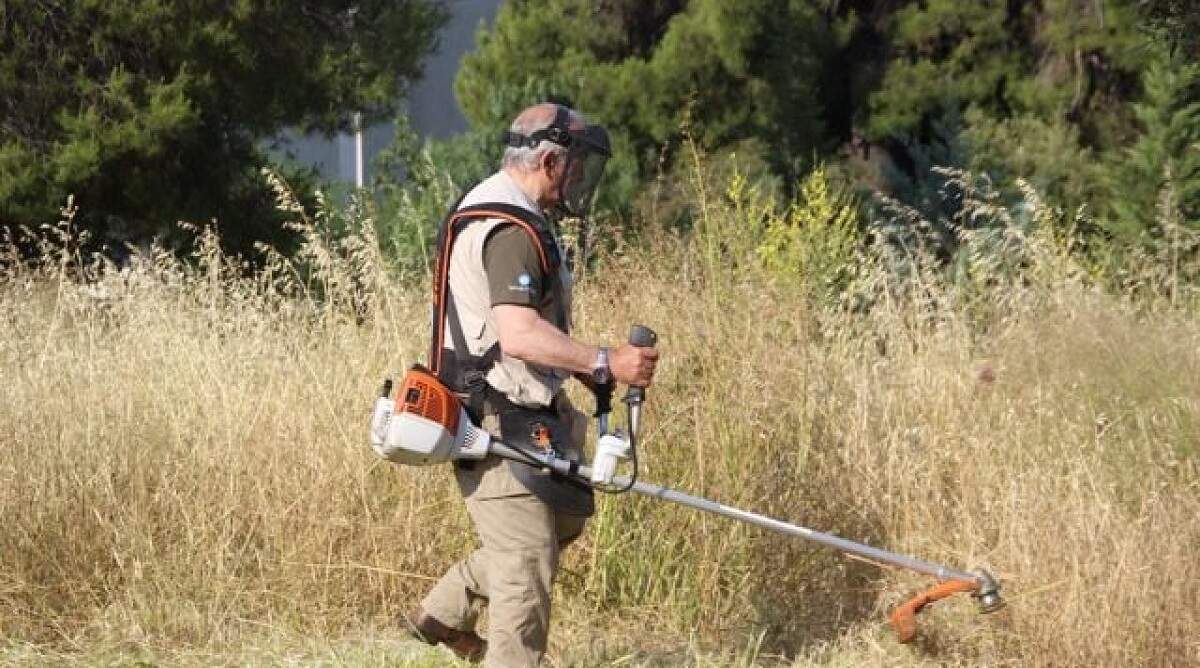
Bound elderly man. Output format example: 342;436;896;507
407;103;658;666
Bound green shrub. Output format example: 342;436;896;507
757;165;861;304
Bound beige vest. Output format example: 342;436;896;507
444;217;574;408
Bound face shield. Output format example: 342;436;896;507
558;124;610;218
501;105;612;218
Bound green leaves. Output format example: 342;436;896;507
757;165;861;302
0;0;447;251
455;0;834;198
1104;50;1200;245
867;0;1146;146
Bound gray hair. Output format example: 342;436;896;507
502;114;568;172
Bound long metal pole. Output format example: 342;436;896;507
353;112;364;189
490;442;980;585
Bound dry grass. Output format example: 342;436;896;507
1;180;1198;667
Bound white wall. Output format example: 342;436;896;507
273;0;503;184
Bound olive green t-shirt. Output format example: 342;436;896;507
484;224;565;330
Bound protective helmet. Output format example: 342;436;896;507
501;105;611;217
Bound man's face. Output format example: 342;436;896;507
539;120;588;208
539;151;566;207
551;150;587;200
528;114;609;217
540;149;597;217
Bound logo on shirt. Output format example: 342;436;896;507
508;272;534;294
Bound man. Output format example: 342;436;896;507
408;103;658;667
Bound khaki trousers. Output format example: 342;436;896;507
421;395;590;667
421;492;586;668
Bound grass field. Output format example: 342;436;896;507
2;181;1198;667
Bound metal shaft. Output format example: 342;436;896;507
490;441;980;585
618;475;979;583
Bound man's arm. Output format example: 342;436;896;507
484;225;656;385
492;304;658;386
492;303;596;373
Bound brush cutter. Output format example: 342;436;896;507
369;325;1003;643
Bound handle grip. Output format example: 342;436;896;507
629;325;657;348
626;325;657;404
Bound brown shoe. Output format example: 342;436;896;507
405;607;487;663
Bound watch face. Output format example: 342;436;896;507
592;364;611;384
592;348;611;384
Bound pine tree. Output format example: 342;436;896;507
1137;0;1200;61
1105;51;1200;245
867;0;1145;147
454;0;836;189
0;0;446;253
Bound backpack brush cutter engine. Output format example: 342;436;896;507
369;326;1004;643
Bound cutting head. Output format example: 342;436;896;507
889;570;1004;643
972;570;1005;614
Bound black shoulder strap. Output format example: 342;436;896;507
428;199;562;377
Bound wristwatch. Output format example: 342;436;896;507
590;346;612;385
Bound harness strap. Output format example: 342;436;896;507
442;291;502;420
429;201;561;393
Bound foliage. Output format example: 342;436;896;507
1103;49;1200;245
370;116;495;278
345;0;1200;303
0;0;447;253
454;0;837;194
635;137;783;238
450;0;1168;252
1097;48;1200;301
5;0;1200;297
855;1;1138;237
875;104;974;224
865;164;1090;296
757;165;861;303
867;0;1145;146
962;109;1105;210
866;1;1032;140
1137;0;1200;60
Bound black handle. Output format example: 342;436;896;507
592;380;614;417
629;325;657;348
626;324;657;404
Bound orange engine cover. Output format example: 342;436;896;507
397;366;461;434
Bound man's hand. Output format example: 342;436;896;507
610;343;658;387
493;304;659;387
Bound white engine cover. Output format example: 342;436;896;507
376;411;456;465
369;400;490;466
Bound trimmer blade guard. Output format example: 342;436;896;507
889;571;1003;643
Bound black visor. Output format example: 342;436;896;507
562;130;610;217
501;106;611;217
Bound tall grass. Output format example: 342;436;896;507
1;164;1198;667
